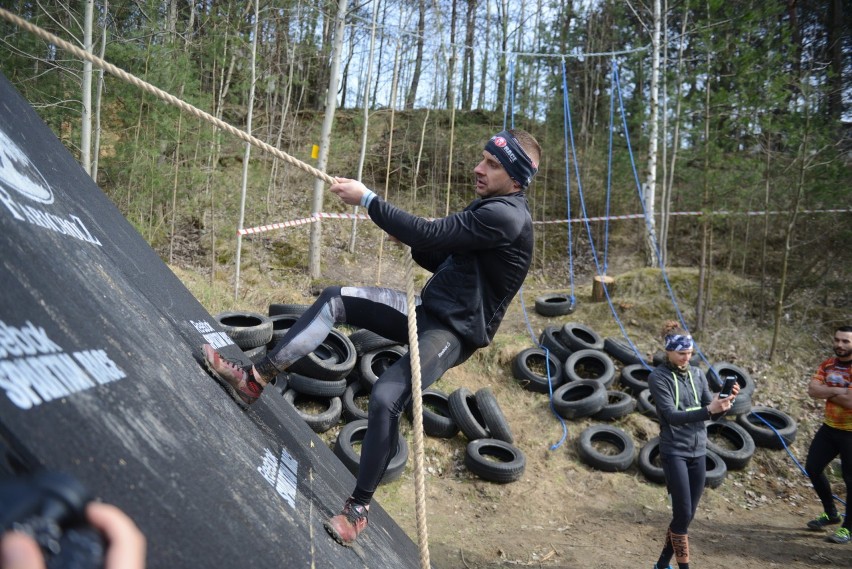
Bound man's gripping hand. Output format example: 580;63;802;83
330;177;371;207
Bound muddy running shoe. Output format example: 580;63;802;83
653;564;673;569
827;527;851;544
324;498;369;546
202;344;263;407
807;512;842;530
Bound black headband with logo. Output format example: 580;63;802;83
484;130;538;189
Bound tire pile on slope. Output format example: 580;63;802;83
212;306;524;484
513;317;799;487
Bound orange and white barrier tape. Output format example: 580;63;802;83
238;208;850;235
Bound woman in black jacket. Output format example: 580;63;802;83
647;321;738;569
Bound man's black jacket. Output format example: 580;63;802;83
366;191;533;349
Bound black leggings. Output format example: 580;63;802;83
256;286;472;503
805;423;852;528
661;453;706;535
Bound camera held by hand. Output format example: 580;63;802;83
0;470;105;569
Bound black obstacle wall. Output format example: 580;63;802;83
0;71;426;568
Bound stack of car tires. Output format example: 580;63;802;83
511;318;791;486
446;386;525;483
213;306;524;485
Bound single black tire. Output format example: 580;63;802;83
619;364;652;394
539;326;573;363
534;293;576;317
214;311;273;350
707;362;756;397
511;347;564;393
286;372;347;398
282;389;342;433
552;380;607;419
268;314;300;347
592;390;637;421
464;438;526;483
333;419;408;485
347;328;401;356
358;345;408;389
289;328;357;382
704;449;728;488
341;382;370;422
637;389;658;419
603;336;645;366
638;437;666;485
407;388;459;439
475;387;514;443
705;420;756;470
736;406;797;450
563;349;615;388
560;322;605;352
268;303;310;317
448;387;490;441
577;425;635;472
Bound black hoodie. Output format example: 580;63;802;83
649;362;717;458
366;191;533;349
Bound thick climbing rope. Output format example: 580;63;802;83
0;9;333;186
404;247;431;569
0;8;433;564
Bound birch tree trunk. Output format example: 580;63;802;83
405;0;425;109
643;0;661;267
309;0;348;278
91;0;108;184
477;0;490;110
81;0;94;176
661;0;690;266
349;0;380;253
695;47;712;333
759;136;772;321
234;0;260;300
495;0;508;113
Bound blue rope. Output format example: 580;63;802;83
519;288;568;450
506;58;566;450
504;57;515;130
562;60;650;370
560;59;576;303
603;64;615;275
610;62;719;377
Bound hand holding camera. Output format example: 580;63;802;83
0;471;145;569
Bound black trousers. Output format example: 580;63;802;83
661;453;706;535
257;286;472;500
806;423;852;528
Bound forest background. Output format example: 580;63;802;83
0;0;849;343
1;2;851;566
0;0;852;332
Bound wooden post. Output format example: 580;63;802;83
591;275;615;302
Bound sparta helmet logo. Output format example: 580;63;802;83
0;127;55;204
493;136;507;147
